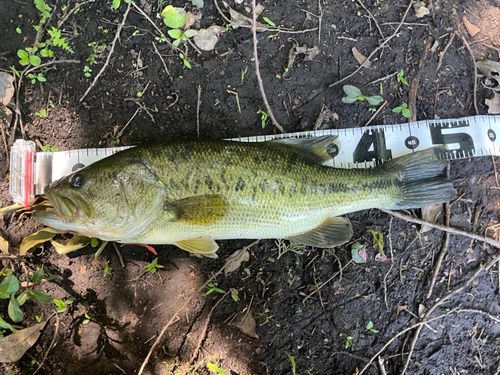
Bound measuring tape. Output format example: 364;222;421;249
9;115;500;208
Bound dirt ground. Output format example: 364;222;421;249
1;0;500;374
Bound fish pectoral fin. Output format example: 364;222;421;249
174;237;219;258
287;216;353;248
164;194;229;226
268;135;339;164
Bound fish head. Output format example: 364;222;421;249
34;156;165;241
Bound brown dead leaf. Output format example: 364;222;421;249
395;304;408;319
224;248;249;275
418;304;426;318
413;2;430;18
463;16;480;37
485;92;500;114
466;247;476;263
421;204;443;233
0;322;46;362
231;310;258;338
0;72;15;107
0;236;9;254
352;47;371;68
194;26;226;51
223;1;267;29
185;12;196;29
286;43;321;71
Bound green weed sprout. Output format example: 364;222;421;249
366;321;380;333
168;29;198;47
28;72;46;84
203;283;225;296
397;69;408;86
285;351;296;375
144;258;164;274
257;109;268;128
206;362;227;374
342;85;383;105
392;103;411;118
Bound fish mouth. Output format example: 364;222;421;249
43;187;92;221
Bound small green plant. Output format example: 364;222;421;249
46;27;74;53
285;351;296;375
103;261;111;277
203;283;225;296
342;85;383;105
53;297;73;313
83;65;92;77
155;36;167;43
397;69;408;85
341;333;354;348
0;266;54;329
241;66;248;83
136;91;143;98
27;72;46;84
41;144;58;152
16;27;22;34
366;321;380;333
34;0;51;27
144;258;164;274
167;29;198;47
87;42;107;64
35;109;47;118
263;17;276;27
179;53;191;69
206;362;227;374
257;109;268;128
392;102;411;118
17;49;41;67
161;5;186;28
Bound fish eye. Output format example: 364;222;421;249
70;174;84;188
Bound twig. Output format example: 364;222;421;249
189;292;228;364
317;0;323;44
112;242;125;268
356;0;385;39
329;0;413;88
408;37;431;122
427;166;451;298
115;107;140;139
493;156;499;187
57;0;95;30
436;32;455;73
152;42;170;75
378;356;387;375
457;31;479;115
137;241;258;375
33;313;58;375
357;308;458;375
383;217;394;309
364;99;387;127
251;0;285;133
379;209;500;250
79;1;131;102
370;72;398;84
196;85;201;138
400;323;422;375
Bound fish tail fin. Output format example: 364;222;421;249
380;146;455;209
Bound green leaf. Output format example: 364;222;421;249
29;55;41;66
32;267;44;283
66;297;74;304
402;108;411;118
17;50;28;59
392;106;402;113
17;292;28;306
366;321;374;329
0;316;17;332
53;299;66;313
8;295;24;322
366;95;383;105
168;29;182;39
343;85;362;98
351;243;366;264
192;0;204;7
91;237;99;248
0;275;20;296
37;75;46;82
16;27;21;34
183;59;191;69
19;227;60;254
111;0;121;9
184;29;198;38
27;290;53;304
263;17;276;27
172;38;181;47
161;5;186;29
285;351;296;375
2;269;12;276
342;96;358;104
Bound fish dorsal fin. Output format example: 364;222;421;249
164;195;229;226
269;135;339;164
175;237;219;258
287;216;353;247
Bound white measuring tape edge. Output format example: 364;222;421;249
9;115;500;207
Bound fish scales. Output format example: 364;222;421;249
34;139;454;257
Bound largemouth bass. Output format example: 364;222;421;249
34;137;454;257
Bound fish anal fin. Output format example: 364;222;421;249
269;135;340;164
287;216;353;248
165;194;229;226
175;237;219;258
